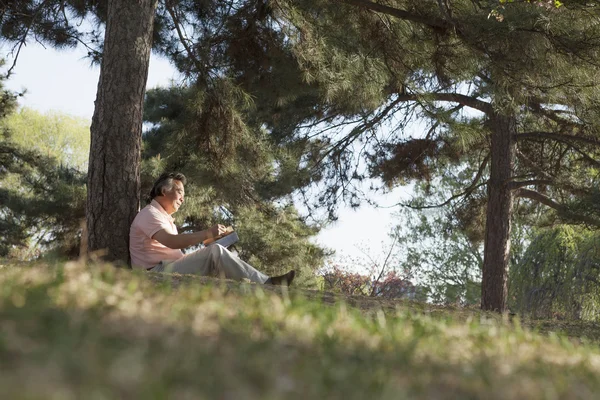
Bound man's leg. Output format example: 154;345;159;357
163;244;269;283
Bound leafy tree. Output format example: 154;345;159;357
387;152;539;306
321;264;373;296
0;108;89;259
509;225;600;320
321;263;419;299
0;140;86;259
259;0;600;311
391;184;536;306
1;108;90;169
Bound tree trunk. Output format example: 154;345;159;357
86;0;158;265
481;113;516;312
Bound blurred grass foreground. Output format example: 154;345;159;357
1;260;600;399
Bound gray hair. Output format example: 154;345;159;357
149;172;186;200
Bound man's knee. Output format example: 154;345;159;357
209;243;226;252
208;244;227;260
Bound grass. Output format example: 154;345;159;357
1;260;600;399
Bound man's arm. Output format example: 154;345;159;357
152;224;227;249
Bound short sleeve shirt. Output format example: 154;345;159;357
129;200;184;270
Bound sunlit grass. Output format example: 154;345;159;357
0;260;599;399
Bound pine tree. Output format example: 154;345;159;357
0;0;328;266
86;0;158;264
0;1;157;263
265;0;600;311
0;2;329;277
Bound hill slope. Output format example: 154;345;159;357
1;260;599;399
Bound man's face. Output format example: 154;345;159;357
162;180;185;214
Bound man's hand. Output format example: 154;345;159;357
152;224;233;249
209;224;228;239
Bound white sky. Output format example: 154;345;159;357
1;42;409;263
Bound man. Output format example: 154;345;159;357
129;172;295;286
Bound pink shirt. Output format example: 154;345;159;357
129;200;184;270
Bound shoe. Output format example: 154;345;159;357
265;270;296;286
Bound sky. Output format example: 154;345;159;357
1;42;410;264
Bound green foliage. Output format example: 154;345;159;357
270;0;600;214
233;205;328;288
0;1;107;63
143;84;327;284
0;135;87;259
509;226;600;320
321;261;419;300
3;262;600;398
386;151;548;306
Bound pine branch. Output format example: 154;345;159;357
516;188;600;227
165;0;204;78
6;0;52;77
515;149;554;181
567;143;600;168
527;101;578;126
436;0;453;23
339;0;451;31
396;93;491;113
516;131;600;147
397;153;490;210
514;150;593;196
509;179;554;190
315;96;404;167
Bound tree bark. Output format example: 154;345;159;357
86;0;158;265
481;113;516;312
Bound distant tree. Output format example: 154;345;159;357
0;141;86;259
321;240;418;299
388;155;535;306
322;264;418;299
0;108;88;259
1;108;90;169
393;206;483;306
321;264;373;296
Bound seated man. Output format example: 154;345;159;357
129;172;295;286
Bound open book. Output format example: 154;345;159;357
202;226;239;248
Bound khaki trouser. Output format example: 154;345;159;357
150;244;269;284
